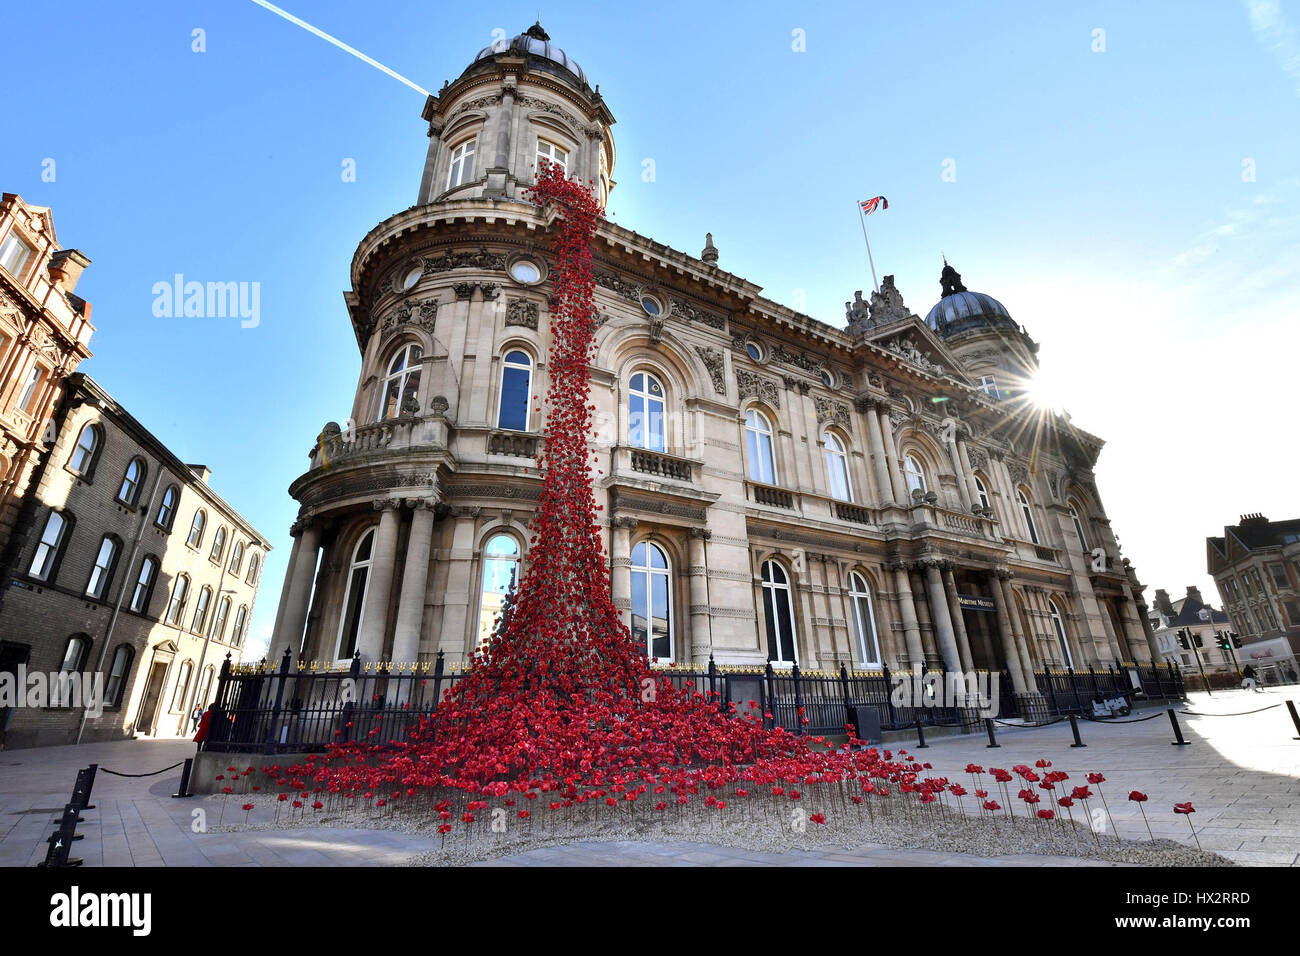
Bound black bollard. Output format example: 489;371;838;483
985;717;1000;748
172;757;195;798
1168;707;1190;746
1286;700;1300;741
1068;714;1087;748
915;717;928;749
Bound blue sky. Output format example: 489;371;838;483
4;1;1298;654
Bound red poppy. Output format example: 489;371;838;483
1128;791;1148;802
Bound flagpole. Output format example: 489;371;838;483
857;203;880;295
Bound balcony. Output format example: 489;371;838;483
488;430;539;458
834;501;874;525
749;482;795;510
629;448;693;482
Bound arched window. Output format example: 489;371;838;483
745;409;777;484
761;560;798;664
191;586;212;634
232;606;248;648
628;371;666;452
1048;599;1073;668
631;541;673;662
973;475;991;511
68;423;100;476
847;572;881;666
904;454;927;495
377;343;423;421
1017;488;1039;545
171;660;193;712
186;509;206;548
497;350;532;432
446;138;476;189
245;552;260;586
105;645;133;706
1068;501;1089;551
85;535;120;600
228;540;244;575
195;665;215;709
59;634;91;673
336;530;374;659
29;510;70;581
16;365;43;413
477;534;521;648
213;596;231;642
210;526;227;562
156;485;179;530
118;458;146;505
536;139;568;176
824;431;853;502
130;556;158;614
165;574;190;627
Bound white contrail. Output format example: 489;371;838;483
248;0;430;96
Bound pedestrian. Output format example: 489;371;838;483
1240;664;1260;692
1284;664;1298;685
189;704;203;734
193;703;214;749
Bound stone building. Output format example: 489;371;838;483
1207;513;1300;683
0;193;94;566
0;373;271;748
1147;586;1235;674
267;24;1161;708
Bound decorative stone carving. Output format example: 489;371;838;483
701;233;718;263
381;298;438;336
768;342;822;373
687;527;713;540
883;335;944;376
479;282;501;300
453;282;476;300
730;332;749;352
869;275;913;326
1007;460;1029;487
735;369;780;409
967;448;988;471
694;346;726;395
430;395;449;415
422;247;507;274
400;392;421;417
372;497;401;511
505;298;540;329
647;314;666;344
445;94;504;120
595;272;642;301
515;94;586;136
814;396;850;427
669;298;725;330
611;515;639;530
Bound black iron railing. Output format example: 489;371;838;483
202;649;1187;754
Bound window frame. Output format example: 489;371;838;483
536;139;569;177
1048;598;1074;668
904;453;928;495
59;634;91;674
497;349;534;432
67;423;102;478
228;540;244;575
191;585;213;635
28;509;72;582
445;137;476;190
16;363;44;414
156;484;180;531
1016;488;1040;545
628;371;667;453
117;457;147;506
476;533;522;650
334;529;375;660
104;645;134;708
210;526;228;563
186;509;206;549
85;534;121;601
170;660;194;713
1068;501;1089;551
232;605;248;648
165;574;190;627
376;342;423;422
130;555;159;614
760;559;799;665
245;552;260;586
744;408;778;485
823;430;853;502
847;572;881;667
973;474;991;511
630;540;674;663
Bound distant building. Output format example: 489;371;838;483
1207;513;1300;684
0;193;95;561
1146;586;1234;674
0;374;271;748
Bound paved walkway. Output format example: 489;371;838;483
1;688;1296;866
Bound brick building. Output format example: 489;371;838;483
0;374;271;748
1147;586;1235;674
264;24;1162;717
0;193;95;563
1208;513;1300;684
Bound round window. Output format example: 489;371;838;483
640;295;662;317
745;343;762;362
400;265;422;291
820;369;834;388
510;259;541;284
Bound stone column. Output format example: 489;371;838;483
687;528;712;663
355;499;401;662
391;499;437;665
922;560;963;673
943;567;975;672
990;571;1029;695
863;401;895;508
890;563;925;668
911;570;938;662
268;518;321;663
944;434;972;511
956;437;982;512
611;516;636;633
440;511;479;656
878;407;908;507
1003;580;1038;682
1097;597;1126;664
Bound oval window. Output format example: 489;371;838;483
745;343;762;362
401;265;422;290
640;295;661;317
510;259;541;284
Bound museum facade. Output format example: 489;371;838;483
266;24;1162;700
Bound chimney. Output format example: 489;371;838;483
187;464;211;484
47;248;90;293
1153;588;1173;615
1185;585;1203;607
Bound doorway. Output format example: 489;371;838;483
134;660;170;734
1;642;32;747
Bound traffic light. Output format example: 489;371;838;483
1193;632;1204;649
1177;629;1190;650
1217;632;1231;651
1230;631;1242;649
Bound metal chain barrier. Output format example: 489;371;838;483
98;761;186;778
1180;704;1280;717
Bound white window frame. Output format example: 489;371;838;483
824;431;853;502
1017;488;1039;545
17;365;43;414
165;575;190;627
536;139;569;176
376;343;423;422
130;556;157;613
29;511;67;580
334;530;375;660
1068;502;1089;551
497;350;533;432
445;138;476;189
628;371;666;452
476;533;521;649
1048;598;1073;668
848;572;881;666
745;408;777;485
904;454;927;494
973;475;991;511
86;536;118;599
630;540;674;663
761;560;799;665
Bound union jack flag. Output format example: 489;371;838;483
859;196;889;215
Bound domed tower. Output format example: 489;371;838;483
417;22;616;205
924;261;1037;401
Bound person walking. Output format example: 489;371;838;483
1241;664;1260;692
